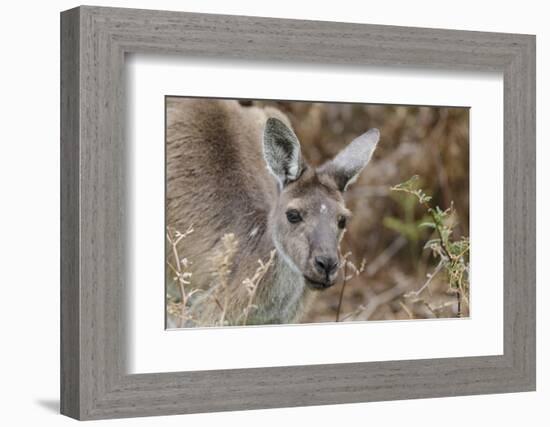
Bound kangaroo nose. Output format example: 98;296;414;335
314;256;338;276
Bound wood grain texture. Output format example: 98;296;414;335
60;5;536;420
60;7;80;419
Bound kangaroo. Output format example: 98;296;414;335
166;98;379;326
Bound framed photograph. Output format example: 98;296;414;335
61;6;536;420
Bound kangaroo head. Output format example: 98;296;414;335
263;117;379;290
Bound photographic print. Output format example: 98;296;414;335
166;97;470;328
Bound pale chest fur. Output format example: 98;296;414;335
249;255;310;325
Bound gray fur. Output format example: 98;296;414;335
319;128;379;191
263;117;304;188
167;98;378;326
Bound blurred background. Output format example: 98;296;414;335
249;100;470;322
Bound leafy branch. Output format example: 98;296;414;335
391;176;469;317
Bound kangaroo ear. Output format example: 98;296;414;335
263;117;305;188
319;128;380;192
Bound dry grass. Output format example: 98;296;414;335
166;230;276;328
166;225;198;327
240;249;276;325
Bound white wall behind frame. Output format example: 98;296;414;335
1;1;546;427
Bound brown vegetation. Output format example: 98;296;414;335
167;100;469;326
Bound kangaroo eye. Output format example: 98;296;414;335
286;209;302;224
337;216;347;229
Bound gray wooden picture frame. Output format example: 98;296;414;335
60;5;536;420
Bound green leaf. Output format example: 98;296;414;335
419;222;436;229
423;238;442;249
390;175;432;204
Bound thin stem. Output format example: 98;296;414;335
422;202;463;318
423;202;453;262
335;260;348;322
341;283;405;321
166;226;194;328
413;260;444;296
399;301;414;319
